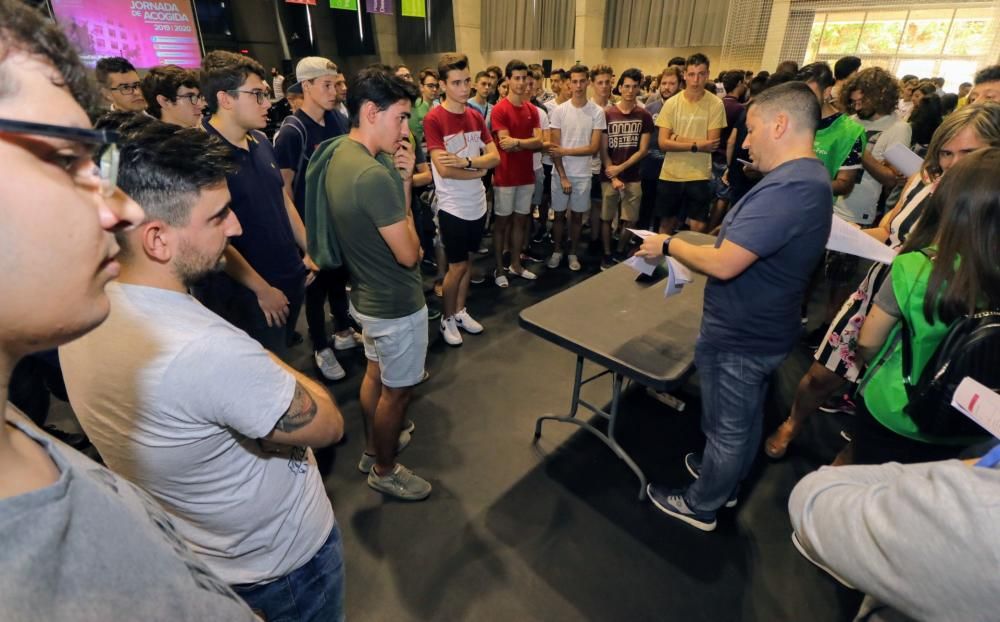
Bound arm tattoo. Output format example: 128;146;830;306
273;382;318;433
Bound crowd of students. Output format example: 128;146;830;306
2;0;1000;619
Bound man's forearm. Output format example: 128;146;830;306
669;238;732;280
223;246;270;295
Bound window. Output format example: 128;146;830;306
804;5;997;92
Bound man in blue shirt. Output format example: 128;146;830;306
274;56;355;382
638;82;832;531
198;51;317;359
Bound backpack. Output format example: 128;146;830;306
274;114;309;188
902;309;1000;437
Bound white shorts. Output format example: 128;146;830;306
493;184;534;217
550;175;591;213
349;303;429;388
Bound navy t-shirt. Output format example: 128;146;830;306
203;120;305;287
700;157;832;354
273;109;348;216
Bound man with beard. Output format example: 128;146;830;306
59;120;347;621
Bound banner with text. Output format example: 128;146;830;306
400;0;424;17
366;0;393;15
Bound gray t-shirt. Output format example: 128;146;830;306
0;409;259;621
59;283;334;586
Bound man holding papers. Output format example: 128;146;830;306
637;83;832;531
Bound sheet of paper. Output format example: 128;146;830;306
952;377;1000;439
624;254;659;276
883;143;923;178
664;257;692;297
826;216;897;265
626;228;657;240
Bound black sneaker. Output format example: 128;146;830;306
600;254;616;271
684;452;738;508
818;393;857;416
802;324;830;350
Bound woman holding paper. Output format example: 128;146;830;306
849;147;1000;463
765;102;1000;460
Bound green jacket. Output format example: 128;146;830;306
303;135;347;270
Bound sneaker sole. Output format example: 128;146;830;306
647;485;717;531
318;368;346;381
457;324;483;335
818;406;857;415
440;329;463;347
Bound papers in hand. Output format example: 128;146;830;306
883;143;923;178
622;228;692;297
827;216;897;265
952;377;1000;439
624;254;658;275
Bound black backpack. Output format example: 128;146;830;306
902;310;1000;437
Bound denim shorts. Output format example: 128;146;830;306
350;304;429;388
550;175;591;213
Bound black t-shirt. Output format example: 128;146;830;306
273;109;349;216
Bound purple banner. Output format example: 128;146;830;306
366;0;393;14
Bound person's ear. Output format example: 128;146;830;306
156;94;172;109
772;111;790;140
363;100;379;125
101;87;115;105
140;221;173;263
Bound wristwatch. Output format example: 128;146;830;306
466;157;473;169
690;143;698;153
662;236;673;257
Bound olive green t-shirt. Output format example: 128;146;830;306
325;139;424;319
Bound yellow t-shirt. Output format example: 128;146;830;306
656;91;726;182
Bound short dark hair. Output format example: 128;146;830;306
112;120;237;252
568;64;589;79
748;75;768;98
486;65;502;78
901;74;918;83
751;81;820;134
550;68;568;81
392;63;409;73
141;65;200;119
418;68;437;85
722;70;744;94
833;56;861;81
474;70;490;82
796;62;835;91
775;60;798;75
95;56;137;87
200;50;266;113
346;64;419;129
0;0;98;114
619;67;642;86
667;56;686;67
505;59;528;79
685;53;710;69
590;64;613;81
765;71;795;90
437;53;469;81
974;65;1000;86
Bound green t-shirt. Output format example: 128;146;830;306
409;98;432;151
325;139;424;319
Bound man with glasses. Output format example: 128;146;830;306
96;56;147;112
0;1;258;618
199;50;317;359
275;57;356;381
409;68;439;157
141;64;206;128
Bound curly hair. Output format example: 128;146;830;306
0;0;98;116
840;66;899;116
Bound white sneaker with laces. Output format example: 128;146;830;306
454;308;483;334
313;348;346;381
440;316;463;346
509;267;537;280
332;328;362;351
568;254;581;271
547;251;563;269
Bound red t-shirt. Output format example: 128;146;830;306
424;105;493;220
602;104;654;183
490;98;540;187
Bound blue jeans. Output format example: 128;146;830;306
232;524;345;622
685;340;786;513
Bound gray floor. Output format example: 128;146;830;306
49;246;862;621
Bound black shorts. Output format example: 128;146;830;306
655;179;711;223
438;210;486;264
590;173;602;200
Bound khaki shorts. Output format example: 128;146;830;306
601;180;642;223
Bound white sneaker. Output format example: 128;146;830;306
332;328;362;351
440;316;463;346
547;251;563;269
454;308;483;334
313;348;346;381
509;267;537;280
494;269;509;288
568;254;581;271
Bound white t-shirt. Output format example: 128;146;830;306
534;104;549;171
542;99;562;166
834;113;912;225
549;99;607;178
60;283;335;586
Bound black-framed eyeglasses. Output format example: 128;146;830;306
0;118;120;197
228;89;268;105
107;81;142;95
175;92;206;105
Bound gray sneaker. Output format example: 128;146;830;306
357;427;413;473
367;463;432;501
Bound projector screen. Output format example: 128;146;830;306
50;0;203;69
